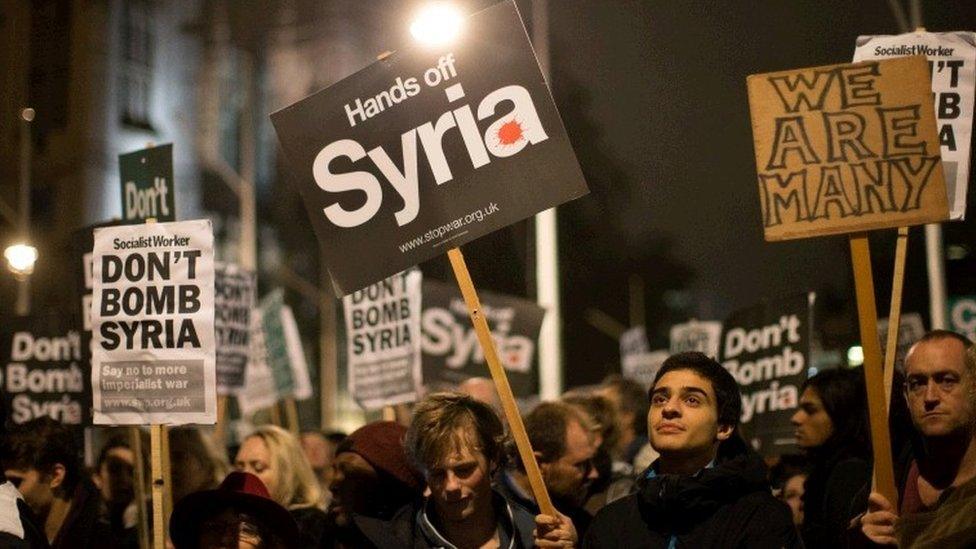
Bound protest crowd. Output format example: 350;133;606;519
1;330;975;548
3;1;976;548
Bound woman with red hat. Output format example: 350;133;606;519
169;471;300;549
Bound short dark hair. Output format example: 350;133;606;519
406;392;507;473
523;401;593;464
653;352;742;428
600;375;650;436
909;330;976;378
1;417;82;494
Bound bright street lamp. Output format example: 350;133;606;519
409;3;464;46
4;243;38;278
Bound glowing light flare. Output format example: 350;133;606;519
847;345;864;367
409;3;464;46
4;244;38;277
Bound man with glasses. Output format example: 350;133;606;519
497;400;599;537
861;330;976;546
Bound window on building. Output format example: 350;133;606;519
119;0;153;129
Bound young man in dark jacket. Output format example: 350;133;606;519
583;352;801;548
2;418;113;549
359;392;537;548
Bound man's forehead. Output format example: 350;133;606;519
652;369;714;396
905;338;968;375
564;420;595;458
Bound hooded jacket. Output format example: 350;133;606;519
356;491;536;549
583;452;801;548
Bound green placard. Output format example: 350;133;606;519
949;296;976;341
261;289;295;395
118;143;176;222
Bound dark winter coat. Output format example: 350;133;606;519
357;491;536;549
801;454;871;549
50;479;114;549
583;453;801;548
289;506;329;548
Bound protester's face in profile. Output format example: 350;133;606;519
95;447;135;503
541;419;597;506
300;433;333;486
426;433;493;524
596;387;631;456
791;387;834;448
235;438;277;502
648;369;729;459
328;451;379;526
198;508;266;549
904;339;975;437
4;467;57;516
781;473;806;526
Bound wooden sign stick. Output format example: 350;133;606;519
214;395;229;449
269;403;283;426
143;215;168;548
883;227;909;407
161;426;173;528
129;427;150;549
284;396;301;434
150;425;165;549
447;247;557;517
382;406;397;422
849;234;899;508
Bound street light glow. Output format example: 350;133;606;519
4;244;38;276
410;3;464;46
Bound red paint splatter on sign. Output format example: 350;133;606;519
496;120;524;145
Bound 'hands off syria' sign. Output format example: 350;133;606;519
747;56;948;240
271;0;587;295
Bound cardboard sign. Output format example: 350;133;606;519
721;293;814;456
877;312;925;372
271;0;588;295
1;315;90;427
622;350;669;390
669;320;723;358
855;32;976;220
214;263;256;394
281;305;313;401
619;326;649;360
90;220;216;425
344;271;423;410
747;56;948;240
949;296;976;341
119;144;176;223
236;308;279;416
421;279;544;396
260;290;296;396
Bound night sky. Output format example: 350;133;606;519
539;1;976;386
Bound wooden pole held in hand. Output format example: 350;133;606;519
130;427;150;549
447;247;557;517
849;234;899;509
150;425;165;549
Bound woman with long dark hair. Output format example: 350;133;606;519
791;367;871;548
